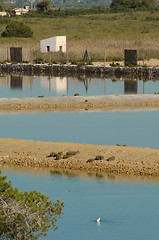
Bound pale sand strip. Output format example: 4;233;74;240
0;95;159;112
0;138;159;177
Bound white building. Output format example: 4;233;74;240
0;12;7;16
40;36;66;53
14;7;29;15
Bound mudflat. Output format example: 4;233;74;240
0;138;159;176
1;95;159;113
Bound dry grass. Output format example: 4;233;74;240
0;11;159;62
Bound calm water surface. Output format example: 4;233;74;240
1;75;159;239
0;111;159;148
1;167;159;240
0;75;159;97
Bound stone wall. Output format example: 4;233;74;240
0;63;159;79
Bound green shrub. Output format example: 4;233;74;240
48;151;62;159
63;151;79;159
36;0;51;12
106;156;115;161
55;152;62;160
95;155;104;160
48;152;57;157
33;57;45;64
86;158;94;163
1;21;33;38
116;144;127;146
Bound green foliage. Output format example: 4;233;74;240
25;6;111;18
0;171;64;239
33;57;45;64
116;144;127;146
36;0;51;12
1;21;33;38
110;0;158;11
63;151;79;159
106;156;115;161
0;1;6;11
48;151;63;160
48;152;57;157
95;155;104;160
86;158;95;163
0;16;11;25
48;150;79;160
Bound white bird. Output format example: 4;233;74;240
96;217;101;223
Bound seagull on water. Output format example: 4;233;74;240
96;217;101;223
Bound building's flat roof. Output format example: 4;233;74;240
40;36;66;41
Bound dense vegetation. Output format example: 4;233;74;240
110;0;158;11
1;0;112;9
36;0;51;12
24;5;112;18
0;171;64;239
1;21;33;37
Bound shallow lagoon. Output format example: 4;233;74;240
1;167;159;240
1;75;159;239
0;111;159;148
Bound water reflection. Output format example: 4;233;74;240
41;76;67;94
10;75;23;89
124;80;137;94
2;165;158;183
0;74;159;98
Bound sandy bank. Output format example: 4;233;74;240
1;95;159;113
0;138;159;177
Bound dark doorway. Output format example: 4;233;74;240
10;47;22;62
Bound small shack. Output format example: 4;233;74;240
40;36;66;53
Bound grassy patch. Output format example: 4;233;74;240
0;11;159;62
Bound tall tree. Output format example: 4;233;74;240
36;0;51;12
0;171;64;239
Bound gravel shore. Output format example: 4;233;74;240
0;138;159;177
1;95;159;113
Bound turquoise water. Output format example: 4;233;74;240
0;111;159;148
0;75;159;97
1;168;159;240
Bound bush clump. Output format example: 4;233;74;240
95;155;104;160
63;151;79;159
86;158;94;163
1;21;33;37
48;152;62;160
106;156;115;161
48;150;79;160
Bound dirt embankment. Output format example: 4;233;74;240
1;95;159;112
0;138;159;177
